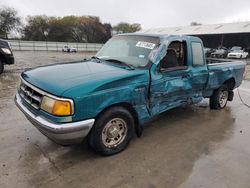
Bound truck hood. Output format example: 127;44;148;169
0;39;9;48
21;60;148;97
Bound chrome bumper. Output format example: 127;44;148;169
15;93;95;145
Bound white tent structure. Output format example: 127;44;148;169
139;22;250;35
139;22;250;50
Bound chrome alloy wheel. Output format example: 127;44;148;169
102;118;128;148
219;90;228;107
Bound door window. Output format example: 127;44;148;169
159;41;187;71
191;42;204;66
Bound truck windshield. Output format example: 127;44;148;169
96;35;160;68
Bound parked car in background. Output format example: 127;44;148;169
62;45;77;53
0;39;15;74
227;46;249;59
229;46;242;52
204;47;214;57
15;34;245;155
211;47;228;58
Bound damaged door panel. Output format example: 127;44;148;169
150;69;193;115
150;39;197;115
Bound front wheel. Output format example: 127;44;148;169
88;107;134;155
210;85;229;109
0;59;4;74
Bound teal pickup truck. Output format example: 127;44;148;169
15;34;245;155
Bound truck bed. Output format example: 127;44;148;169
205;60;246;95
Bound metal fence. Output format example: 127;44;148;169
7;40;103;52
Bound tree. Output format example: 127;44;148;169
23;15;50;41
113;22;141;34
0;7;21;39
23;15;112;43
103;23;112;41
47;16;77;42
77;16;111;43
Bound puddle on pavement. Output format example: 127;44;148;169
14;104;237;188
0;73;20;98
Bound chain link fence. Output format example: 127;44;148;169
7;40;103;52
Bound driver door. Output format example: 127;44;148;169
149;41;193;116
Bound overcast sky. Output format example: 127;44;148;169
1;0;250;28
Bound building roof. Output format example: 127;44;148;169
139;21;250;35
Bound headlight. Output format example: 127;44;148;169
40;96;73;116
1;48;11;55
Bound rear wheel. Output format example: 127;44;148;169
88;106;134;155
0;59;4;74
210;85;229;109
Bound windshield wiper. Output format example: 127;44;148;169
90;56;102;63
104;59;135;70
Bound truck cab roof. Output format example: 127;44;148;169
118;33;202;42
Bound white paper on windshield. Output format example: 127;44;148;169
136;41;156;50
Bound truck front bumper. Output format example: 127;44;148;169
15;93;95;145
3;54;14;64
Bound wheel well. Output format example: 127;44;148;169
95;102;139;127
223;78;235;90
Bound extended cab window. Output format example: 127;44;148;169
191;42;204;66
159;41;187;71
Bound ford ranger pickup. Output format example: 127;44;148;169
15;34;246;155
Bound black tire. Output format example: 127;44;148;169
0;59;4;75
209;85;229;109
88;107;135;155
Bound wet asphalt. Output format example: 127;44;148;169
0;51;250;188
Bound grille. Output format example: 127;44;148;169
19;81;43;109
